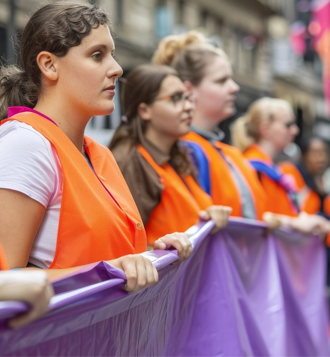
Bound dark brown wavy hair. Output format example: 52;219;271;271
109;64;197;179
0;1;110;119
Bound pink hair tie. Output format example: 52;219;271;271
121;115;128;123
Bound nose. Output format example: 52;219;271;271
183;96;195;111
229;79;240;94
291;123;299;137
107;57;123;79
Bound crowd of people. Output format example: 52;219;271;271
0;0;329;331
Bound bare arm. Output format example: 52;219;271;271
0;189;46;269
0;188;158;292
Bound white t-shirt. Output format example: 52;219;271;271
0;120;63;268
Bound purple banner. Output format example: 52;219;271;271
0;219;328;356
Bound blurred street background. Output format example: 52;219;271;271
0;0;329;156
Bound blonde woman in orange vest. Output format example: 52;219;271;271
152;32;267;220
0;2;193;292
110;64;232;246
231;97;330;237
235;98;300;217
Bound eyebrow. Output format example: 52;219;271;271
88;44;115;54
215;75;230;82
162;90;185;97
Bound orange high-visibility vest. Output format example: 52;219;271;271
280;161;330;216
324;196;330;217
0;244;9;270
244;144;298;217
182;132;266;219
137;145;212;245
279;161;321;214
280;161;330;246
2;113;147;269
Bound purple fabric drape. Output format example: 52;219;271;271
0;219;328;356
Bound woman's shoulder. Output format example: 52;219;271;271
0;120;53;153
0;120;62;207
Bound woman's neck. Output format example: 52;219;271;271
34;100;89;154
192;112;217;133
144;128;175;155
257;139;278;160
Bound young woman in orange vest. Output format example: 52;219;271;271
233;98;300;217
0;2;193;292
232;97;330;237
152;32;267;220
109;64;232;246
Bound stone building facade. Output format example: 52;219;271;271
0;0;327;145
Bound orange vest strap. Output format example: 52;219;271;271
279;162;306;190
278;162;326;215
323;196;330;217
182;132;266;219
244;144;298;217
0;244;9;270
137;145;212;245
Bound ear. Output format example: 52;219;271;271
137;103;152;121
36;51;58;81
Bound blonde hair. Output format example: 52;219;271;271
231;97;293;152
231;116;254;152
153;31;227;86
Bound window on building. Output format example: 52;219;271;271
178;0;185;25
156;0;173;38
200;10;208;28
116;0;124;25
157;0;167;6
0;27;6;67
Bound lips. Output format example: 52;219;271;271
104;85;116;96
182;117;192;125
227;96;237;105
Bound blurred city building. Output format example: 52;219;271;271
0;0;328;146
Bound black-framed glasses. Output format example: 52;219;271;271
155;92;195;107
285;120;296;129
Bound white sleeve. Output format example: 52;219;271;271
0;121;59;207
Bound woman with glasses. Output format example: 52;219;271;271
153;32;267;220
110;64;231;245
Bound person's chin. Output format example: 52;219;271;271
217;111;234;123
97;102;115;116
178;125;191;137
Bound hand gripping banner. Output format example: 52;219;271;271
0;219;329;356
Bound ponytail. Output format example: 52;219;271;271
0;65;40;119
231;116;254;152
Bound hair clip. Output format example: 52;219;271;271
121;115;128;123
